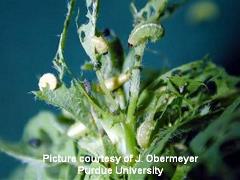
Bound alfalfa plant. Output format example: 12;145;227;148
1;0;240;179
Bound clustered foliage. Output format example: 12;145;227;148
1;0;240;179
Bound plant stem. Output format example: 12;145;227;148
122;122;138;157
127;44;145;127
96;70;119;112
124;45;146;158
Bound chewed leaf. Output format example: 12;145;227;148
169;76;203;94
133;0;168;23
0;111;76;165
190;97;240;173
22;111;75;157
14;111;76;163
33;83;91;128
53;0;76;79
77;0;99;61
128;23;164;47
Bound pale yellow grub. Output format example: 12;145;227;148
104;77;119;91
91;36;108;55
118;73;131;83
62;109;75;119
38;73;58;91
67;122;88;139
104;72;131;91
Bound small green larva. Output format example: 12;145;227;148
67;122;88;139
136;120;155;149
91;36;109;55
104;72;131;91
128;23;164;47
38;73;58;91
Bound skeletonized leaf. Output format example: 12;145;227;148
22;111;76;162
133;0;168;23
190;97;240;173
34;83;91;128
77;0;99;61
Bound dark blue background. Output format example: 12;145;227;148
0;0;239;178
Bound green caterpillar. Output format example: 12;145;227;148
137;120;156;149
128;23;164;47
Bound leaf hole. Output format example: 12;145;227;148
88;5;93;15
149;5;156;16
81;31;86;42
142;11;148;20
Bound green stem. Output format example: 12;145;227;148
96;70;119;112
124;45;146;158
126;70;140;126
127;45;145;127
123;122;138;157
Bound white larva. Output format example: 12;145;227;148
128;23;164;47
62;109;75;119
38;73;58;91
67;122;88;139
104;72;131;91
91;36;109;55
136;120;156;149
